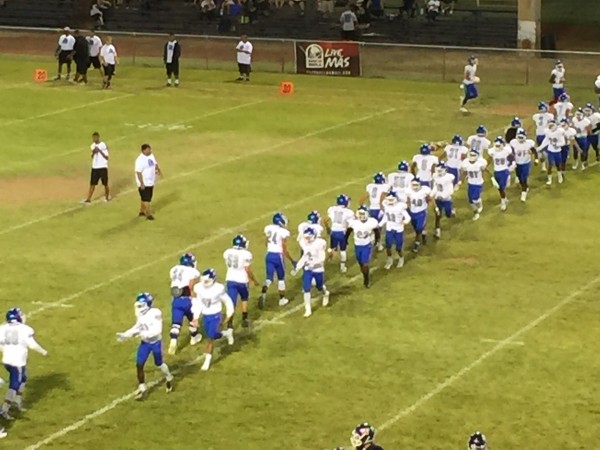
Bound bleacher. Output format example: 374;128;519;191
0;0;76;28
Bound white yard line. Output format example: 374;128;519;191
480;337;524;346
0;108;395;238
0;94;135;127
378;273;600;432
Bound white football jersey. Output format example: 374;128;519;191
125;307;163;343
532;112;554;136
510;139;536;164
563;126;576;143
381;202;410;232
587;112;600;135
488;145;513;171
387;171;414;192
461;158;488;185
223;247;253;283
296;238;327;273
463;64;477;85
444;144;468;169
327;205;355;233
540;128;566;152
467;135;491;155
365;183;389;209
572;117;591;137
412;154;438;182
192;282;234;317
407;186;431;213
349;218;379;246
0;323;42;367
169;264;200;289
264;224;290;253
551;68;565;88
432;173;455;200
554;101;573;121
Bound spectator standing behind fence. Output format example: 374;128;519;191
55;27;75;81
236;34;253;82
100;36;118;89
90;2;105;29
73;30;90;84
425;0;440;21
164;33;181;87
87;32;103;80
340;6;358;40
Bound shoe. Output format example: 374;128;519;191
340;264;347;273
412;241;420;253
422;234;428;245
0;428;6;439
278;298;289;307
138;212;145;217
190;334;202;346
546;178;552;186
103;197;111;203
166;380;173;393
146;215;155;221
134;389;146;401
258;293;266;310
473;213;480;221
223;328;234;345
244;78;250;82
397;257;405;268
322;291;330;306
558;173;564;183
434;228;441;239
236;77;244;81
66;74;70;81
200;359;211;371
520;190;527;202
376;243;384;252
581;164;587;171
384;259;393;270
242;317;250;328
303;309;312;318
174;80;180;87
53;75;61;81
460;107;468;113
168;339;177;355
572;162;579;170
81;199;91;205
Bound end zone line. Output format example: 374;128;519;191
0;107;395;238
378;273;600;432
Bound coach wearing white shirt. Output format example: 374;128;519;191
87;33;103;79
135;144;161;221
100;36;118;89
55;27;75;80
236;34;253;82
83;131;110;204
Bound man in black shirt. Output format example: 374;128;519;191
163;33;181;87
73;30;90;84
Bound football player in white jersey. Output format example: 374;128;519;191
431;162;456;239
572;108;592;170
487;136;514;211
549;59;566;104
509;128;538;202
297;211;324;248
554;92;573;122
380;190;411;269
359;172;389;251
467;125;491;156
583;103;600;161
559;118;579;175
259;212;294;309
168;252;201;355
388;161;414;196
0;308;47;419
468;431;488;450
459;55;479;112
443;135;468;188
532;101;553;171
116;293;174;399
348;206;379;288
326;194;355;273
291;228;330;317
460;150;489;221
192;269;234;371
407;177;432;253
412;144;439;188
224;234;259;329
537;120;566;185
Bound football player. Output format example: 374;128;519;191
461;150;489;221
509;128;538;202
387;160;414;195
549;59;566;104
336;422;384;450
168;252;201;355
431;162;456;238
504;116;522;143
560;118;579;175
572;107;592;170
412;144;438;188
223;234;259;329
259;212;295;309
487;136;514;211
326;194;355;273
537;119;566;185
460;54;479;113
532;101;553;171
0;308;48;419
359;172;389;251
297;211;324;247
443;135;468;187
380;190;411;269
554;92;573;122
468;431;488;450
467;125;491;156
192;269;234;371
116;293;174;400
583;103;600;161
348;206;379;288
291;227;330;317
407;177;432;253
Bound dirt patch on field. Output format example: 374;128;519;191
0;176;83;207
487;103;533;117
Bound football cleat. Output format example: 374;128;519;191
166;380;173;393
468;431;488;450
190;334;203;346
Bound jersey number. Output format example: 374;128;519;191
2;329;19;345
333;211;344;224
266;231;278;244
171;268;184;282
356;230;370;239
411;199;424;207
227;254;240;269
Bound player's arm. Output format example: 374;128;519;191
98;145;108;160
324;216;332;235
117;321;142;341
536;136;549;152
530;145;539;162
293;253;309;275
401;209;411;225
281;239;294;264
26;336;48;356
189;276;200;293
219;292;235;322
245;264;259;286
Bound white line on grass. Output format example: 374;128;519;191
30;301;73;309
480;337;524;346
378;273;600;432
24;269;370;450
0;107;395;238
0;94;135;127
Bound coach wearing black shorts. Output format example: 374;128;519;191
73;30;90;84
55;27;75;81
83;132;110;204
135;144;161;221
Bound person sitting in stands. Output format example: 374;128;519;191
425;0;441;21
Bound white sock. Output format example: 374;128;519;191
159;363;173;381
138;383;147;392
303;292;311;312
386;256;393;264
340;251;347;263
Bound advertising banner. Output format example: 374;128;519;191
295;41;361;77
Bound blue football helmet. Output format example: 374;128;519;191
468;54;478;65
468;431;488;450
476;125;487;136
179;252;197;268
232;234;248;249
356;205;369;221
510;117;522;127
397;160;410;172
134;293;154;317
201;268;217;286
538;101;549;112
303;227;317;242
516;128;527;141
436;161;447;175
6;307;23;323
419;143;432;155
350;423;376;450
493;136;505;146
559;92;570;102
452;134;464;145
560;118;570;127
336;194;350;207
373;172;386;184
307;210;321;224
272;212;288;227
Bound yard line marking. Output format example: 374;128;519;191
24;262;371;449
378;273;600;432
253;320;287;326
0;107;394;237
480;337;524;346
0;94;135;127
30;301;73;309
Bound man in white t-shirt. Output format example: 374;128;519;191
100;36;118;89
87;33;103;79
54;27;76;81
82;131;110;204
235;34;253;82
135;144;162;220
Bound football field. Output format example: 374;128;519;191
0;56;599;450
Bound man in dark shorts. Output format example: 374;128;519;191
87;32;103;80
73;30;90;84
135;144;162;220
163;33;181;87
100;36;118;89
82;132;110;204
55;27;75;80
235;34;253;81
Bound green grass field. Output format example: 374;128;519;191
0;56;599;450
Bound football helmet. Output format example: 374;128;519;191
558;92;570;102
476;125;487;136
350;423;376;450
336;194;350;207
547;119;557;131
397;160;410;172
583;103;595;115
411;177;422;190
452;134;464;146
467;150;479;162
419;143;432;155
493;136;505;147
6;307;24;324
201;268;217;287
468;55;478;65
272;212;288;227
303;227;317;242
468;431;488;450
560;118;570;128
179;252;197;268
538;101;549;112
373;172;386;184
384;190;398;205
307;210;321;224
575;107;584;119
510;117;522;128
516;128;527;142
436;161;447;175
134;293;154;317
232;234;248;249
356;206;369;222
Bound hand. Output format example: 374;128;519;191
116;332;126;342
41;349;49;357
434;207;440;216
140;184;145;190
534;159;539;165
252;280;260;287
191;319;199;329
290;269;298;277
291;260;298;269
